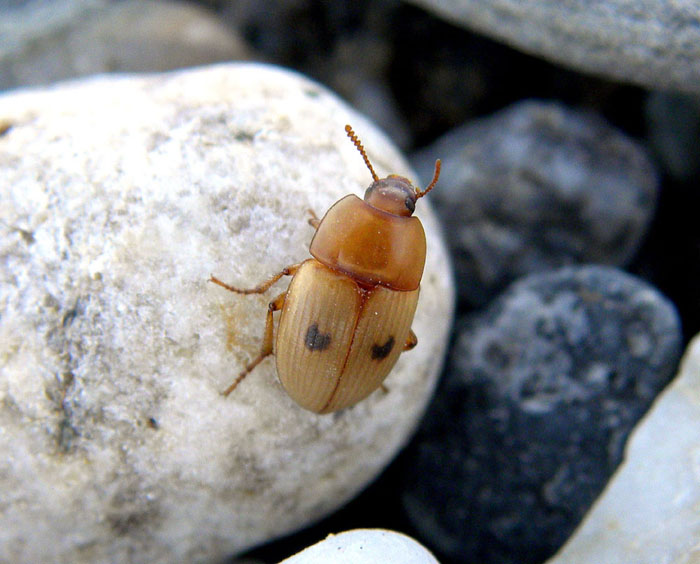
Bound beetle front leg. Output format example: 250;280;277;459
404;329;417;351
209;262;302;295
307;209;321;230
222;291;287;396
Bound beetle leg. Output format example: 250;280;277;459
307;209;321;230
222;291;287;396
403;329;418;351
210;262;302;295
376;331;418;396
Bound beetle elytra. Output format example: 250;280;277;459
210;125;441;413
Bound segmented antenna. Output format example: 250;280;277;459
416;159;441;199
345;125;379;182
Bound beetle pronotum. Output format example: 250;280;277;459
210;125;441;413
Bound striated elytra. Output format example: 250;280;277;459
210;125;441;413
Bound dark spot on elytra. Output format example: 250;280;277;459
305;323;331;351
372;336;395;360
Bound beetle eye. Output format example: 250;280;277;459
405;196;415;213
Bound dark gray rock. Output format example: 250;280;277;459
413;101;659;306
402;265;682;564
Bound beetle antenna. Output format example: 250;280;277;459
345;124;379;182
416;159;441;199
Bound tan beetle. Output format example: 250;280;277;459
210;125;441;413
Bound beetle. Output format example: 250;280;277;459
210;125;441;413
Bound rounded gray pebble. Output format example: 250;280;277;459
413;101;659;305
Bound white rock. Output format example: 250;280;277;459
0;63;453;564
405;0;700;94
280;529;440;563
547;333;700;564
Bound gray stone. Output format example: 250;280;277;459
413;100;658;306
0;0;252;90
280;529;440;564
0;63;454;564
405;0;700;94
402;265;681;564
547;333;700;564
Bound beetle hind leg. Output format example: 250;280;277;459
403;329;418;351
378;331;417;395
222;291;286;396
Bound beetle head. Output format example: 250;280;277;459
345;124;441;217
364;175;419;217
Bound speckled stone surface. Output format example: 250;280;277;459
0;63;454;564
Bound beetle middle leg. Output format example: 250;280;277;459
221;291;286;396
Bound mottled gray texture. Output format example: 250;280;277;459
280;529;440;564
402;265;681;564
0;0;251;90
413;100;658;306
548;333;700;564
0;63;454;564
405;0;700;93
